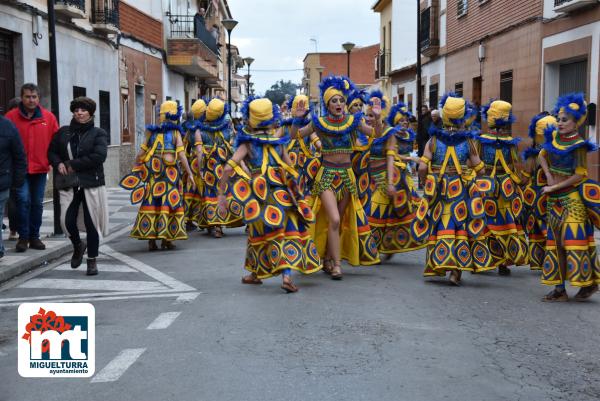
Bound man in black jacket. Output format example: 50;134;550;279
0;115;27;258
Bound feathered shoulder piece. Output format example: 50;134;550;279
477;131;521;146
236;128;291;147
521;146;540;161
146;121;184;134
429;125;472;145
543;124;597;155
312;112;362;136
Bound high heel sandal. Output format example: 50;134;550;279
160;239;176;250
449;270;462;286
322;258;333;275
331;263;343;280
213;226;224;238
148;240;158;252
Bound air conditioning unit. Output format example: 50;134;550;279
553;0;599;13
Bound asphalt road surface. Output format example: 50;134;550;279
0;226;599;401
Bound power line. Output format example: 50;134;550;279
250;68;304;72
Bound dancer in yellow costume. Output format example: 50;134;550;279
218;97;321;293
182;99;206;230
475;100;528;275
197;98;243;237
415;93;492;285
521;112;556;270
539;93;600;301
120;100;195;251
360;94;427;258
291;75;382;279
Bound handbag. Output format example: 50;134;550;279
54;136;79;190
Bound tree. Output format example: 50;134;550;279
264;80;300;107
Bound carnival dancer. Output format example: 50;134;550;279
415;93;492;285
291;75;382;279
360;95;427;258
197;98;243;237
475;100;528;275
120;100;195;251
218;97;321;293
347;88;367;114
522;112;557;270
538;93;600;301
182;99;206;231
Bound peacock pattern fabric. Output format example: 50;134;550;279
181;120;203;226
522;145;547;270
120;125;188;241
230;130;321;279
309;113;380;266
413;128;498;276
282;118;319;198
474;131;529;268
359;126;426;254
197;118;244;229
540;128;600;287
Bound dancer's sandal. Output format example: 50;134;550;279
331;263;343;280
322;259;333;275
281;279;299;293
574;284;598;302
541;288;568;302
449;270;462;286
241;274;263;285
213;226;224;238
148;240;158;252
160;240;176;250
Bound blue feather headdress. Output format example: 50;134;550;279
553;92;587;127
387;102;412;127
319;75;354;114
241;95;282;129
528;111;550;139
347;88;367;108
367;89;387;110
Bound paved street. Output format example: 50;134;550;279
1;220;599;401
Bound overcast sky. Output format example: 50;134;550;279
227;0;380;95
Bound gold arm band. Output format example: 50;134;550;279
194;141;203;146
521;171;531;178
386;150;396;157
420;156;430;164
140;144;148;151
227;159;250;180
473;161;485;173
310;137;320;145
175;145;185;154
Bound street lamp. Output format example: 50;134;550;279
342;42;355;78
222;18;238;116
243;56;254;98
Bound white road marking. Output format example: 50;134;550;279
18;278;168;292
91;348;146;383
0;291;201;307
146;312;182;330
54;264;135;273
100;246;196;292
174;292;200;304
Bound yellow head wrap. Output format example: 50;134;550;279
249;98;275;129
191;99;207;120
441;96;466;127
291;95;309;115
486;100;513;128
535;115;557;137
206;98;225;121
159;100;179;123
323;87;344;106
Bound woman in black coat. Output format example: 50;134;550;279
48;97;109;275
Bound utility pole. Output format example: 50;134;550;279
416;0;423;138
47;0;62;235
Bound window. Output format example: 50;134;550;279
500;70;513;103
99;90;111;144
121;95;128;130
429;83;439;109
455;82;464;98
151;95;157;125
457;0;468;17
73;86;86;98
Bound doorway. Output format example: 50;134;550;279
0;31;15;114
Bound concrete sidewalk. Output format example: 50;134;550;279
0;187;135;283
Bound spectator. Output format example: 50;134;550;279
430;109;442;129
0;114;27;259
48;97;109;276
5;83;59;253
194;8;207;39
210;24;219;42
417;104;432;157
5;97;21;241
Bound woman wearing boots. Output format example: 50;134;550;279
522;112;556;270
48;97;109;275
120;100;195;251
291;75;382;279
474;100;528;275
218;97;321;293
197;98;243;237
539;93;600;301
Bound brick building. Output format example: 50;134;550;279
303;44;379;108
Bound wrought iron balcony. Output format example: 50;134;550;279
554;0;598;13
167;14;220;56
54;0;86;19
91;0;119;34
375;50;390;80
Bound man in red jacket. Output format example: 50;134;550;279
5;83;59;252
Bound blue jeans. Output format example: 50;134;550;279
15;173;47;240
0;189;9;257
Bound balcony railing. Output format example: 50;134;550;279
554;0;598;13
168;14;219;56
55;0;86;19
375;50;391;80
91;0;119;32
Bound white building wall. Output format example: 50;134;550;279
162;68;186;105
123;0;163;20
422;57;446;108
391;0;417;71
543;0;561;19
